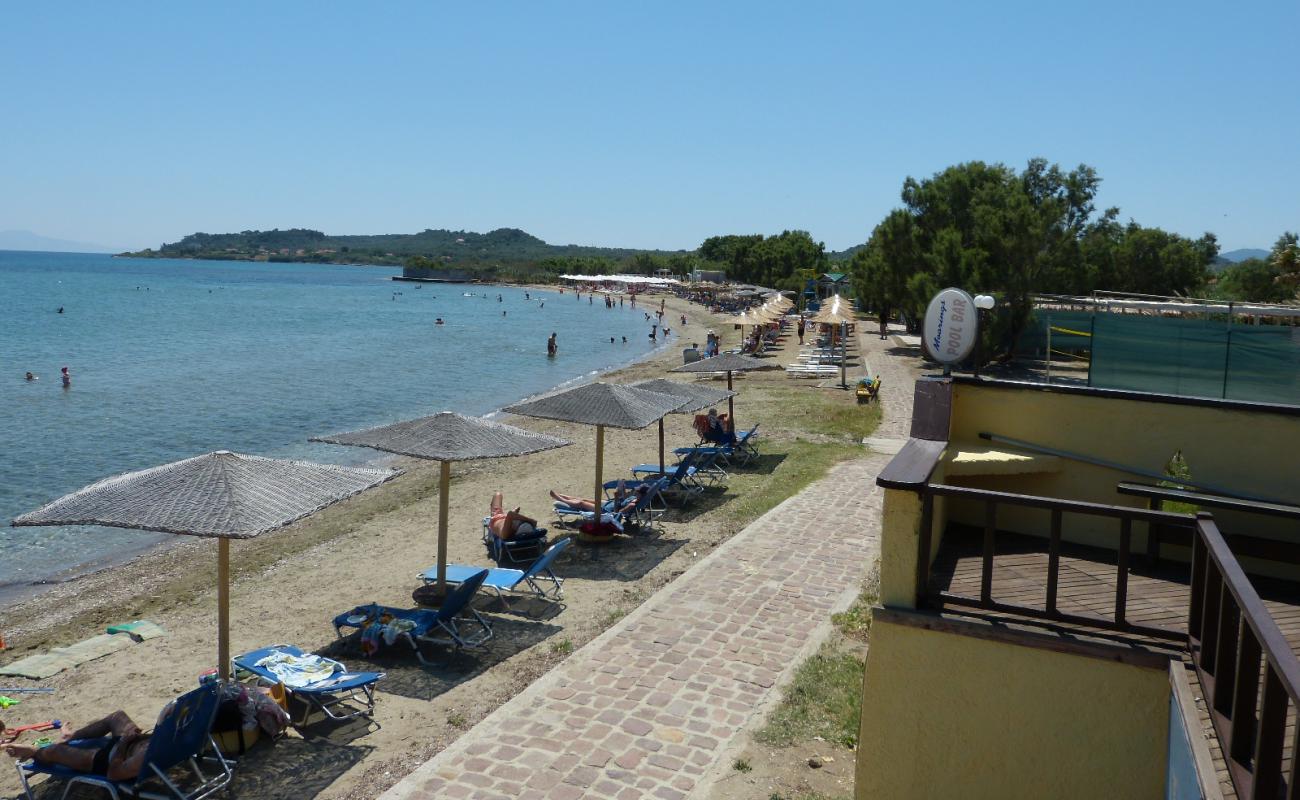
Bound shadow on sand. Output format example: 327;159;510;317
552;534;687;583
320;615;561;702
23;736;372;800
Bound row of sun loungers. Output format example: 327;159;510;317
16;425;763;800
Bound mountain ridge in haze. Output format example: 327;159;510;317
0;230;119;253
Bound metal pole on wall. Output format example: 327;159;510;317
1045;315;1052;384
1087;314;1095;387
1221;302;1234;399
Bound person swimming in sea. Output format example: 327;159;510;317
57;306;64;314
435;318;444;325
25;371;36;381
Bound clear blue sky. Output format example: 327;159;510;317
2;1;1296;253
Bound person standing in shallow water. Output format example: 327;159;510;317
60;366;71;388
547;333;558;357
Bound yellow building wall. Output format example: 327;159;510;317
945;383;1300;571
857;617;1171;799
879;463;950;608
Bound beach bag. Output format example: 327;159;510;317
579;520;620;538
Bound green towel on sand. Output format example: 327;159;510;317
105;620;167;642
0;621;167;680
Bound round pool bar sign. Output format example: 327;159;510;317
923;287;977;365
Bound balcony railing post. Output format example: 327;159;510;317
1189;526;1206;642
1200;564;1223;675
981;502;996;605
1227;619;1258;764
1046;509;1062;615
1116;518;1131;626
1214;592;1242;720
916;492;934;606
1251;663;1286;800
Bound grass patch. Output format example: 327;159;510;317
550;638;573;655
733;757;752;773
757;639;864;749
601;608;627;627
749;385;882;443
446;711;468;729
832;582;879;641
724;441;862;525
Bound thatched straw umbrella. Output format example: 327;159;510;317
309;413;569;595
810;294;856;387
630;379;737;474
504;383;682;515
312;412;570;593
12;451;399;680
671;351;764;429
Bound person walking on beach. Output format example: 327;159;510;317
797;317;806;345
547;333;558;357
60;366;71;388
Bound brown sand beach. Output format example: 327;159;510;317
0;292;875;799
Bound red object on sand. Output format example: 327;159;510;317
0;720;61;743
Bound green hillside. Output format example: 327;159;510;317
123;227;684;268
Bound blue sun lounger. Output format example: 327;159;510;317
555;477;668;530
15;683;232;800
233;643;383;726
333;569;493;664
420;537;570;604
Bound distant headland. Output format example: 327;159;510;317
121;227;683;269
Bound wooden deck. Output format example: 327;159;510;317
928;527;1300;800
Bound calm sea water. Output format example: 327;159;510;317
0;251;663;594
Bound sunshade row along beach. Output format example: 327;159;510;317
9;363;756;680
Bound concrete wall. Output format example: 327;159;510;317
856;616;1171;799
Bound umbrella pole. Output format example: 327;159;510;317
841;321;848;388
727;371;734;425
217;538;230;681
658;418;666;476
437;461;451;591
594;425;605;516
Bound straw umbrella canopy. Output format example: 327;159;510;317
671;352;764;427
631;379;737;474
503;382;682;515
810;294;856;387
311;412;571;592
765;294;795;312
11;451;400;680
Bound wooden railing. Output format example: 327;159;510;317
912;481;1300;799
916;483;1194;641
1190;513;1300;800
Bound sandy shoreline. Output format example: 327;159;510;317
0;291;870;800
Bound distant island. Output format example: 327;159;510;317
121;227;685;271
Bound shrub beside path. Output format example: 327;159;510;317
381;321;921;800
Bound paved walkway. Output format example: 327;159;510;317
859;321;924;447
381;455;886;800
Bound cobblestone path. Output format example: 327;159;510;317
380;454;886;800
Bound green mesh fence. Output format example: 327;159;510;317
1016;311;1300;405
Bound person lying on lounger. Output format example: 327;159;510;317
488;491;539;540
550;482;647;514
4;707;162;781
